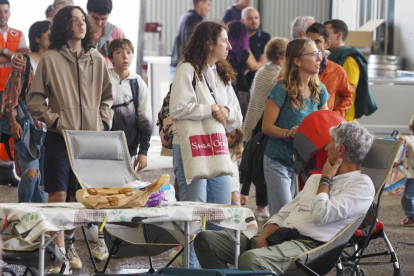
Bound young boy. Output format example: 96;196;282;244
27;6;113;274
109;38;152;164
396;115;414;226
90;38;152;262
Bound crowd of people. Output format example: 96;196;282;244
0;0;412;275
0;0;151;273
166;0;409;273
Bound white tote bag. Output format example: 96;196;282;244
176;117;234;184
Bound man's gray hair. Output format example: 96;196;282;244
241;7;256;20
291;16;315;39
329;121;374;165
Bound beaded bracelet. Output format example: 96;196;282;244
319;176;332;189
320;176;332;185
319;182;331;189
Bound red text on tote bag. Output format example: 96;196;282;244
189;133;229;157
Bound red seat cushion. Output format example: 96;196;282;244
353;221;384;237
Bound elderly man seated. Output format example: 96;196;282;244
194;121;375;275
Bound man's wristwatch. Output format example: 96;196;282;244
2;48;9;56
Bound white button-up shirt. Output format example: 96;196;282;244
265;170;375;242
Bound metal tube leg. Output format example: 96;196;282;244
294;174;299;197
234;230;240;269
184;222;190;268
38;232;45;276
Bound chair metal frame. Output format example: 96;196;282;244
63;130;186;275
287;139;403;276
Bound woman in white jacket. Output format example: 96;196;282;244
170;21;242;268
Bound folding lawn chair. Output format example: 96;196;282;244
335;138;404;276
63;130;186;275
292;111;404;275
287;138;402;276
149;214;364;276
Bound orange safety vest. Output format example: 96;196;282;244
0;28;22;91
0;137;14;161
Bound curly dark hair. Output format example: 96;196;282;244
182;21;236;85
87;0;113;15
49;6;96;50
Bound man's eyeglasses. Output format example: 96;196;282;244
297;51;323;59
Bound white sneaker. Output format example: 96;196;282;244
92;239;109;262
168;250;182;268
65;238;82;269
85;223;99;243
49;253;72;274
254;209;270;222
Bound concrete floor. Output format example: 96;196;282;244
1;140;413;275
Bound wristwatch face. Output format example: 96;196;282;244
2;48;9;55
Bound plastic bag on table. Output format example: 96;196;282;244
76;174;170;209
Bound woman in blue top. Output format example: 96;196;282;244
262;37;329;216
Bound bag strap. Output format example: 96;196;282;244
192;72;196;90
129;78;139;118
20;54;31;102
193;71;216;104
111;78;140;112
170;67;209;105
201;73;216;103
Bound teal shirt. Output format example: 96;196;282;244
264;80;329;169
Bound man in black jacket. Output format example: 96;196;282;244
170;0;211;70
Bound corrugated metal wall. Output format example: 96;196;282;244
146;0;330;56
146;0;258;55
260;0;331;39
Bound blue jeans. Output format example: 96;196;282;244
263;155;296;216
402;178;414;218
0;101;47;203
39;145;45;189
170;65;176;82
173;144;232;268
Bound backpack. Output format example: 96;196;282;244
239;94;290;196
157;73;196;149
239;114;268;195
0;54;31;161
111;79;140;156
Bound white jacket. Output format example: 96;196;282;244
170;62;242;144
231;155;241;193
108;68;153;155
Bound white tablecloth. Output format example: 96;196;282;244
0;201;258;242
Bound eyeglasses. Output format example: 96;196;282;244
297;51;323;59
